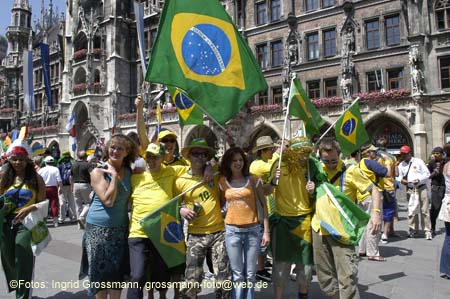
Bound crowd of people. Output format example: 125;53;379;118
1;98;450;299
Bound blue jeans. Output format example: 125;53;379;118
225;224;262;299
440;222;450;277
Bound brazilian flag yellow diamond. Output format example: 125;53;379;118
159;211;186;255
171;13;245;90
339;110;358;145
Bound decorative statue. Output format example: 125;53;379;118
340;73;352;99
411;64;424;95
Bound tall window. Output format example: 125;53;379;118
436;1;450;30
387;69;403;89
323;29;336;57
385;16;400;46
306;0;319;11
256;44;268;69
258;90;269;105
271;0;281;22
256;1;267;26
324;78;337;97
322;0;334;8
307;33;319;60
272;86;283;105
366;20;380;49
307;81;320;99
367;72;381;92
271;40;283;67
440;57;450;89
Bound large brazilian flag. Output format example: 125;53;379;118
146;0;268;125
315;183;369;245
139;196;186;268
335;101;369;156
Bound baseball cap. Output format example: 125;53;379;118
361;144;379;155
145;143;165;157
158;130;177;141
44;156;55;163
432;146;444;154
399;145;411;154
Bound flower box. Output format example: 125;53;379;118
312;96;344;108
73;49;87;60
352;89;411;103
73;83;87;95
92;48;103;57
0;108;14;113
249;104;282;114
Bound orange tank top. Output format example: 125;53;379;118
219;176;259;226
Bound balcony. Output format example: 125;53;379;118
73;49;88;62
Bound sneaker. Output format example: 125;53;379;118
256;269;272;282
381;233;388;244
53;218;58;228
425;231;433;240
203;271;214;281
408;231;416;238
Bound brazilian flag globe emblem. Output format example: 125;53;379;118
140;197;186;268
146;0;267;125
168;87;203;126
335;101;369;156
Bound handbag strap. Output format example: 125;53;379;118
248;176;264;221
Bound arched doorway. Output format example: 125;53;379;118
366;116;412;155
248;124;279;151
444;121;450;144
184;125;218;154
71;101;95;154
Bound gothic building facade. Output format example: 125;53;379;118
1;0;450;160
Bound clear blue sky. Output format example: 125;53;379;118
0;0;66;37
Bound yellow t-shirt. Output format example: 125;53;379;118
129;165;187;238
5;183;37;214
249;152;279;183
346;164;374;202
378;157;395;191
175;173;224;234
268;160;314;216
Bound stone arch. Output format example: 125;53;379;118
365;111;413;154
74;67;87;84
248;124;280;150
444;120;450;144
47;139;60;159
183;125;219;151
74;31;88;52
70;101;95;154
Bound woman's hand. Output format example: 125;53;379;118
261;231;270;247
306;181;315;194
14;205;36;222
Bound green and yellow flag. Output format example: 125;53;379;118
288;78;324;135
146;0;267;125
139;196;186;268
335;101;369;156
315;182;369;245
168;87;203;126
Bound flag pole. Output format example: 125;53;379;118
275;76;294;184
315;97;360;145
189;99;227;132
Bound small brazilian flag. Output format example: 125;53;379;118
139;196;186;268
335;101;369;156
315;183;369;245
168;87;203;126
146;0;267;125
288;78;324;135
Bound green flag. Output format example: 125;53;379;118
288;78;325;135
139;196;186;268
0;140;7;153
335;101;369;156
168;86;203;126
145;0;268;125
315;182;370;245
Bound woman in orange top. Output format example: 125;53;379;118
219;147;269;299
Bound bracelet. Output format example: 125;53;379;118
372;208;381;213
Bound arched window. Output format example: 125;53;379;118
14;13;19;26
445;121;450;143
436;0;450;30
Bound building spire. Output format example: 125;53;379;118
49;0;54;27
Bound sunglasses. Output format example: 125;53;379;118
190;151;209;158
322;160;338;165
161;138;176;143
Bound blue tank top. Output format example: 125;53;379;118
86;168;131;227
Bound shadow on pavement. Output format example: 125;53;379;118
34;290;90;299
380;245;413;258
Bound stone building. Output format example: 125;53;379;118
1;0;450;161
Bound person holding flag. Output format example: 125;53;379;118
313;139;382;299
79;134;138;298
0;139;46;299
176;138;231;299
267;135;326;299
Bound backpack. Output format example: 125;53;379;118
59;162;72;186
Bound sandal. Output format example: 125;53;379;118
368;256;387;262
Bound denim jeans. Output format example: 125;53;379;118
225;224;261;299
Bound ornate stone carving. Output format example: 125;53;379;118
409;44;424;95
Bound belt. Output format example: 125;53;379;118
408;184;426;190
74;181;88;183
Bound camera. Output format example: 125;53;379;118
0;195;16;215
